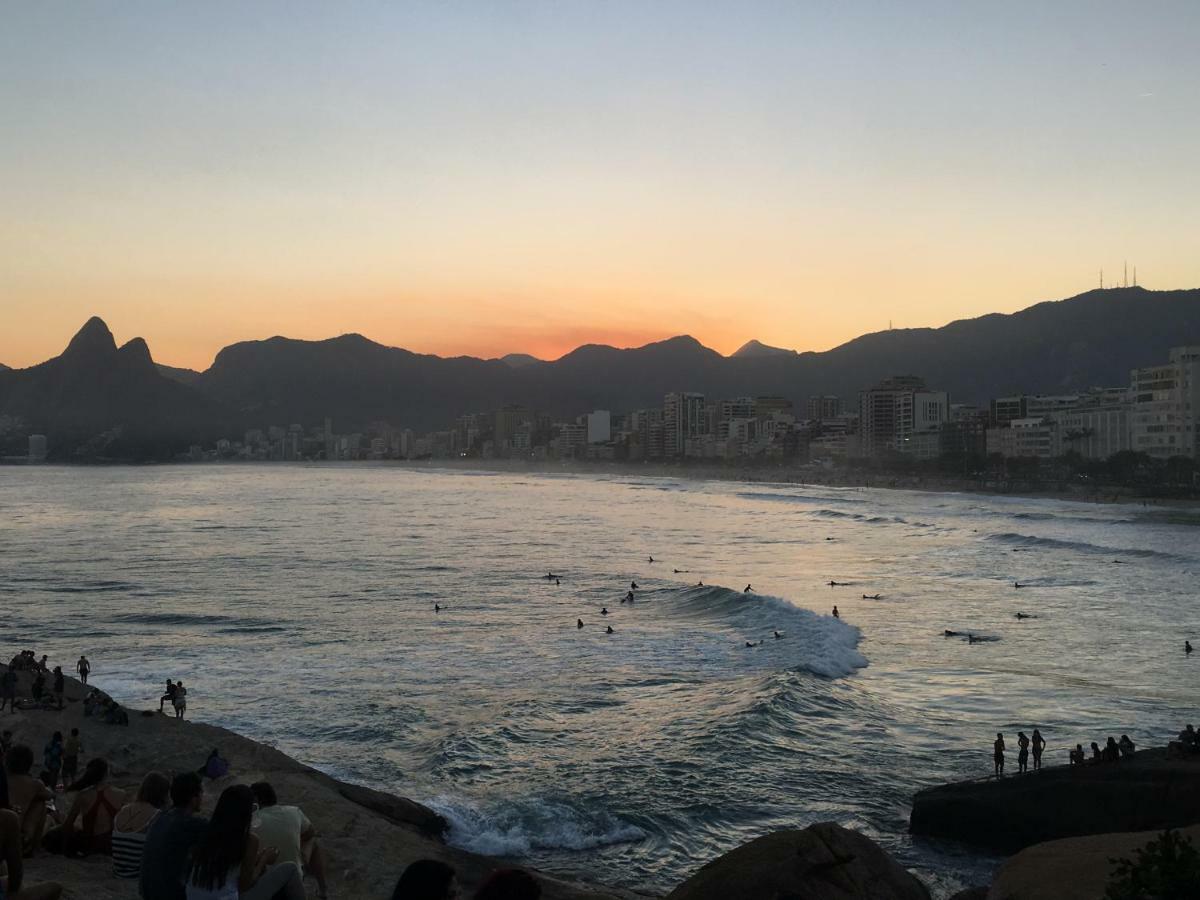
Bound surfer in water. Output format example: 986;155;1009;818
577;619;584;629
1014;581;1024;589
832;606;839;618
1015;613;1036;620
774;631;782;640
601;607;609;616
862;593;881;600
1187;641;1194;655
625;591;635;603
434;604;442;612
631;581;638;590
648;556;654;563
606;625;614;634
697;580;703;586
556;578;560;586
744;584;752;593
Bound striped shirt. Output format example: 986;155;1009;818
112;813;160;879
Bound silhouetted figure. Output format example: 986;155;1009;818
555;579;560;586
1069;744;1085;765
1032;729;1046;770
648;556;654;563
832;606;840;618
434;604;442;612
159;680;177;714
697;581;703;586
744;584;752;593
576;619;584;629
605;625;614;635
1017;732;1029;773
1090;741;1102;763
1104;736;1120;762
774;631;782;639
630;581;638;590
1118;734;1136;758
76;655;90;686
1014;582;1024;589
862;593;881;600
1015;613;1035;619
1187;641;1194;654
600;607;609;616
625;591;634;603
993;733;1005;777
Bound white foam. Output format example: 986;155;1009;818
424;794;646;857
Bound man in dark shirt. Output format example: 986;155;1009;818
140;771;206;900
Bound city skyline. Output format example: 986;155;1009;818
4;2;1200;369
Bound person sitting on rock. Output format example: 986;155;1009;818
993;733;1005;777
391;859;457;900
250;781;330;900
1069;744;1085;766
5;745;60;855
0;769;63;899
1179;724;1198;748
1118;735;1136;758
1090;741;1102;763
43;758;127;856
1103;737;1120;762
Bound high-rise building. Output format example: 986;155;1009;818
806;395;843;422
663;392;706;457
1130;346;1200;459
586;410;611;444
858;376;948;459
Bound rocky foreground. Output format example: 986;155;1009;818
6;666;1197;899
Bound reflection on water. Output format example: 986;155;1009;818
1;464;1197;896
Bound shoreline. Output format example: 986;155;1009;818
5;667;645;899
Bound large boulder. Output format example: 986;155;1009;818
986;824;1200;900
666;823;930;900
910;748;1200;852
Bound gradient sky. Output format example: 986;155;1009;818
2;2;1198;370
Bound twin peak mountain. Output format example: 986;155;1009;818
1;287;1198;441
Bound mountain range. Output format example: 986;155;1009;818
2;286;1199;458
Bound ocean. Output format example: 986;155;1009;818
2;464;1198;896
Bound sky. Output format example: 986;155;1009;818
2;1;1198;370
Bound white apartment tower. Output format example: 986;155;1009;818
1130;346;1200;459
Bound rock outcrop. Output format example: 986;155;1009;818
666;822;930;900
910;749;1200;852
986;824;1200;900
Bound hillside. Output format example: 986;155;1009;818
2;287;1198;449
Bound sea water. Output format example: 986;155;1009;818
1;464;1198;896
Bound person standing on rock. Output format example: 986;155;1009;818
1016;732;1030;774
993;733;1005;777
1031;729;1046;771
76;656;90;686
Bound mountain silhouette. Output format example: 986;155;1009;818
732;339;796;358
499;353;544;369
3;287;1198;454
0;317;222;457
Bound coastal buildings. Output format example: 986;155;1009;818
858;376;949;459
663;392;706;458
1130;346;1200;459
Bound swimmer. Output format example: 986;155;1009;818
434;604;442;612
744;584;752;593
625;591;635;603
828;580;847;587
832;606;839;618
968;634;978;643
601;607;609;616
577;619;584;629
944;630;961;636
825;537;834;541
773;631;782;640
1187;641;1194;654
1015;613;1036;620
556;578;561;586
648;556;655;563
606;625;614;634
631;581;638;590
1014;582;1024;588
697;581;703;586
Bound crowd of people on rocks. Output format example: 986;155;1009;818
990;728;1143;775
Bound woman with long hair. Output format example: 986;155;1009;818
44;757;126;856
111;771;170;878
186;784;304;900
